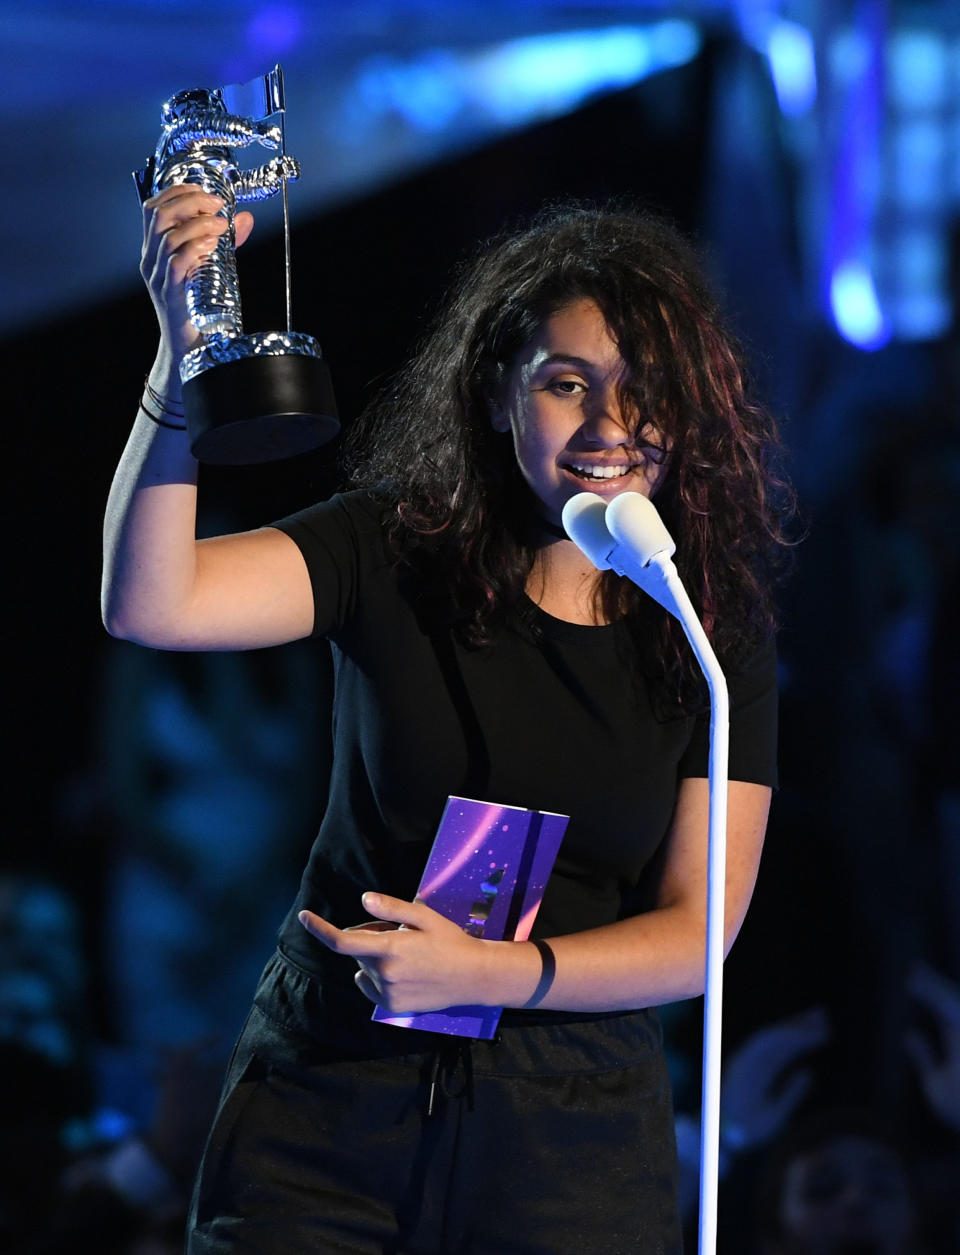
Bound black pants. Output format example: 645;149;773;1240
187;950;682;1254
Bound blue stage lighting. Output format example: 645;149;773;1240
247;5;302;53
893;119;946;207
473;23;701;125
830;261;891;350
889;29;949;111
349;23;702;138
767;20;817;116
355;49;462;132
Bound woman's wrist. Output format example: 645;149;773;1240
140;373;187;430
139;343;192;432
477;938;545;1009
147;341;187;405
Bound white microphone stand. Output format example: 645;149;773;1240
561;492;729;1255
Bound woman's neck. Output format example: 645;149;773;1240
526;534;609;625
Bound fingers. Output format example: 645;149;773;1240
140;187;258;308
355;968;383;1005
297;908;350;950
295;910;393;1005
142;183;225;230
142;192;227;292
139;186;259;355
298;894;451;973
361;892;435;930
141;187;254;262
142;186;224;256
297;908;403;959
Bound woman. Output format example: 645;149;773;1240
103;189;791;1253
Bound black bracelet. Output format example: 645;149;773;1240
139;396;187;431
522;939;557;1009
143;374;185;417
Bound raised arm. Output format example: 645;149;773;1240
102;185;314;651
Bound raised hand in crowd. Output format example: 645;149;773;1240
905;961;960;1134
721;1006;832;1154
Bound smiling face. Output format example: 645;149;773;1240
491;298;668;525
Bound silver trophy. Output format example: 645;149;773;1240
135;65;338;464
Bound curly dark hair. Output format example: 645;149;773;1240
345;203;795;710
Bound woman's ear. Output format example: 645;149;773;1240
489;399;511;434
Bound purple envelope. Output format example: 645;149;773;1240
372;796;569;1039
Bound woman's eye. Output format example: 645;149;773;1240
548;378;586;395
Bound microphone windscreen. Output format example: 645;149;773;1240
605;493;676;566
561;493;614;570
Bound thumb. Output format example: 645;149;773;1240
361;892;433;930
235;211;254;249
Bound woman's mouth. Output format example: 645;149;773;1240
562;461;635;482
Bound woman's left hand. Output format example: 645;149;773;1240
298;894;492;1014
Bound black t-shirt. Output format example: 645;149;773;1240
270;491;777;984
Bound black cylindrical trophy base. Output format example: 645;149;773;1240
183;353;339;465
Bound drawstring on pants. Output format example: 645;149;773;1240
426;1038;475;1117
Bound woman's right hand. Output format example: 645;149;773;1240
140;184;255;362
106;185;313;653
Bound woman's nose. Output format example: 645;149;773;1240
581;389;632;444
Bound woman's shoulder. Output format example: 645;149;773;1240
273;488;391;537
266;491;398;596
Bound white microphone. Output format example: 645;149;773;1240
560;491;680;616
558;492;615;569
561;489;730;1255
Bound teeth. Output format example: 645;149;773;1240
567;463;631;480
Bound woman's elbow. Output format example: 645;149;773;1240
101;595;133;641
677;913;749;1000
101;597;177;649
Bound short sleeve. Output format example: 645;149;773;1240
677;638;779;787
268;492;376;639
